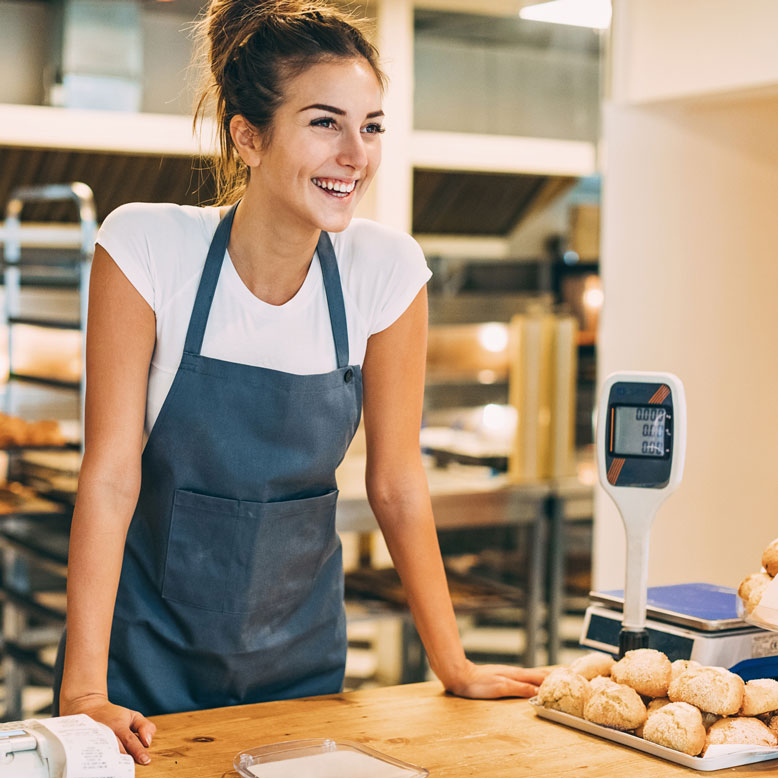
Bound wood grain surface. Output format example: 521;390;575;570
141;682;778;777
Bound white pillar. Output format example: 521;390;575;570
372;0;414;233
595;0;778;591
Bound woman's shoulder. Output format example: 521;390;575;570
336;218;422;256
332;218;426;275
99;202;218;242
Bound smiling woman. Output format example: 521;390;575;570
52;0;548;767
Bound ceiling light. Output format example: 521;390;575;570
519;0;612;30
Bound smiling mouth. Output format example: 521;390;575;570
311;177;358;198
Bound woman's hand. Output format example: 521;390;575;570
60;693;156;765
445;659;550;699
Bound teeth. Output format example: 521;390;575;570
313;178;357;195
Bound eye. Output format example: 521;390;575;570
362;123;386;135
310;117;337;129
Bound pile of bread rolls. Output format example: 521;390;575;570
738;538;778;616
537;649;778;757
0;412;65;448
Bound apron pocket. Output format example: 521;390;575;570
226;489;339;615
162;490;240;611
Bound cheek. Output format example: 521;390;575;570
368;143;382;175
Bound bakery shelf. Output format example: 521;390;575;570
7;316;81;331
1;182;93;720
6;372;81;392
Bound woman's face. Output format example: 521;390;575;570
249;57;384;234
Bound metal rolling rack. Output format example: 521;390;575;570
1;183;95;720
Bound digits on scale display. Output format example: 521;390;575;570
612;405;668;458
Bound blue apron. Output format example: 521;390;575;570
55;203;362;715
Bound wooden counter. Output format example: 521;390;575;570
143;682;776;777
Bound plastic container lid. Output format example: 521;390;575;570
233;738;429;778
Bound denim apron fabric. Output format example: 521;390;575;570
54;203;362;715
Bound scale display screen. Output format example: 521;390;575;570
612;405;667;457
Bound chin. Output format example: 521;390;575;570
317;212;355;234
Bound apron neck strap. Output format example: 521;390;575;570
316;229;350;369
183;203;350;368
183;202;238;356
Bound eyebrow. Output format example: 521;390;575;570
299;103;384;119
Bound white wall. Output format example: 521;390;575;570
611;0;778;104
596;0;778;591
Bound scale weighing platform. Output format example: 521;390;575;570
581;582;778;680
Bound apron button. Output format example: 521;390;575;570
344;368;354;383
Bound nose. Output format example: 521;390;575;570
336;128;369;171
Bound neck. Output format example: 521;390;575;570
226;185;320;306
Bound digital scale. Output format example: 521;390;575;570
581;371;778;678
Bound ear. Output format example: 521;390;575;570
229;115;263;167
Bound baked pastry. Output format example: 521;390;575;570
739;572;772;604
762;539;778;577
740;679;778;716
589;676;617;693
583;681;647;731
744;574;773;614
569;651;615;681
668;666;744;716
642;702;707;756
611;648;672;698
635;697;670;737
537;668;591;718
671;659;701;681
705;716;778;752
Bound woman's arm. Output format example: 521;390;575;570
362;287;547;697
59;245;157;763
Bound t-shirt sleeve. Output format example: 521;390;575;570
95;203;156;310
369;232;432;335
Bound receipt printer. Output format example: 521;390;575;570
0;725;64;778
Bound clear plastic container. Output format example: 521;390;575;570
234;738;429;778
737;593;778;631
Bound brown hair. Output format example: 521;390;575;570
193;0;386;205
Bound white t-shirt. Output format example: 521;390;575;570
96;203;431;438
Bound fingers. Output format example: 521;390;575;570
130;712;157;748
501;666;550;686
117;726;151;765
456;676;539;699
498;678;541;698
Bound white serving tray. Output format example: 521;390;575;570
234;738;429;778
530;698;778;771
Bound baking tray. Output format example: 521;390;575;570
529;698;778;771
234;738;428;778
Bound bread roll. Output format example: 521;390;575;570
583;682;647;731
746;575;773;614
642;701;707;756
569;651;615;681
740;679;778;716
762;539;778;577
739;572;772;604
705;716;778;752
671;659;701;681
589;676;617;693
668;666;744;716
611;648;672;698
635;697;670;738
537;668;591;718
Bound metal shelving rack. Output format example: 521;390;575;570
1;182;95;720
